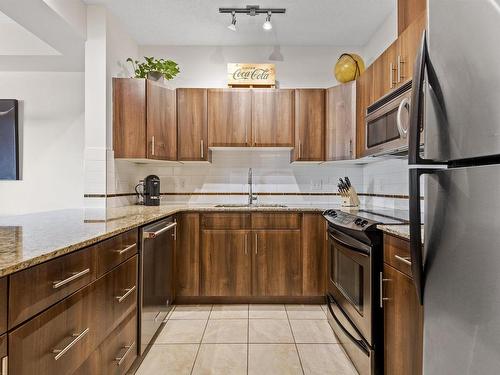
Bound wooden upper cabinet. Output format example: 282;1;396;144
201;230;251;297
372;41;398;104
325;82;356;161
292;89;325;161
398;0;426;35
146;80;177;160
113;78;146;158
253;230;302;296
177;88;208;161
397;11;426;86
208;89;252;147
251;89;294;147
356;65;373;158
383;263;423;375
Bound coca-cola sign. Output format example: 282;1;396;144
227;63;275;86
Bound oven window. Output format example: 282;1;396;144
367;107;400;148
332;248;364;313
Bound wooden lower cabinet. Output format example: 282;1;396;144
0;334;7;373
75;310;137;375
383;263;423;375
253;230;302;296
0;278;6;335
8;255;138;375
201;230;251;296
301;214;327;296
176;213;201;297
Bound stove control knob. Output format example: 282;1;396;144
361;220;368;227
354;218;362;226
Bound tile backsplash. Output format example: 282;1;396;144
106;150;411;209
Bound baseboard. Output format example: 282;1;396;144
174;295;326;304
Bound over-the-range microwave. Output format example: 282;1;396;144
364;81;423;157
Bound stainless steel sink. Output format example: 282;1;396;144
214;204;287;208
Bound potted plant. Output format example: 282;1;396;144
126;56;180;81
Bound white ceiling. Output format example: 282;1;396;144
83;0;396;46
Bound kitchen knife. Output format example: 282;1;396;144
345;177;352;188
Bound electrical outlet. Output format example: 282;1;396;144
310;179;323;191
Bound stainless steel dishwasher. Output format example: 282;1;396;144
139;217;176;355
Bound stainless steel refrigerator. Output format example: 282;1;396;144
408;1;500;373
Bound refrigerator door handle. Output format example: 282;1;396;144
409;30;447;166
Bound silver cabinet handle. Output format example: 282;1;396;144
379;272;391;308
1;356;7;375
255;233;258;255
115;285;136;303
396;97;410;139
151;135;155;156
115;243;136;255
245;234;248;255
395;254;412;266
53;268;90;289
397;55;405;83
389;62;396;89
200;139;204;159
144;222;177;239
52;328;89;360
298;141;302;159
115;342;135;366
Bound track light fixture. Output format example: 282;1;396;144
262;11;272;31
227;11;237;31
220;5;285;32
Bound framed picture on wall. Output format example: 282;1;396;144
0;99;19;180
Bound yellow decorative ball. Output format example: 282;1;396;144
334;53;365;83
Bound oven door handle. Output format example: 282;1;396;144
326;295;369;355
328;231;370;256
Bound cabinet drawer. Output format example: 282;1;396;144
384;234;412;277
251;213;301;229
0;278;6;335
9;248;96;329
202;213;250;229
100;256;138;334
8;283;97;375
75;310;137;375
96;229;138;277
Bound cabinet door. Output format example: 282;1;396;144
201;230;251;296
208;89;251;147
113;78;146;158
325;82;356;161
177;88;208;160
253;230;302;296
372;41;398;103
301;214;327;296
146;80;177;160
176;213;200;296
252;89;294;147
293;89;325;161
383;264;423;375
0;278;6;335
397;11;426;87
398;0;426;35
356;65;373;158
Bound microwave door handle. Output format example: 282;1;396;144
326;296;369;355
409;30;447;165
396;97;410;139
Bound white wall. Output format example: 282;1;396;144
138;45;363;88
0;72;85;215
362;1;398;65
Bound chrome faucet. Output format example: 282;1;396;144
248;168;257;205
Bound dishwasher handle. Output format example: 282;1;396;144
143;222;177;239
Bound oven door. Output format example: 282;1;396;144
328;228;372;344
364;89;412;157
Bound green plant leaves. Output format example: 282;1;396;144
126;56;180;80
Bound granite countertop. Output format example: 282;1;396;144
377;224;424;242
0;204;330;277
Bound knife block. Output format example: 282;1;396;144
340;186;360;207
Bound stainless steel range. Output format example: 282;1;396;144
322;209;406;375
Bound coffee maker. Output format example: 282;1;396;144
136;175;161;206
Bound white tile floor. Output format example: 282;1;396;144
135;304;358;375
